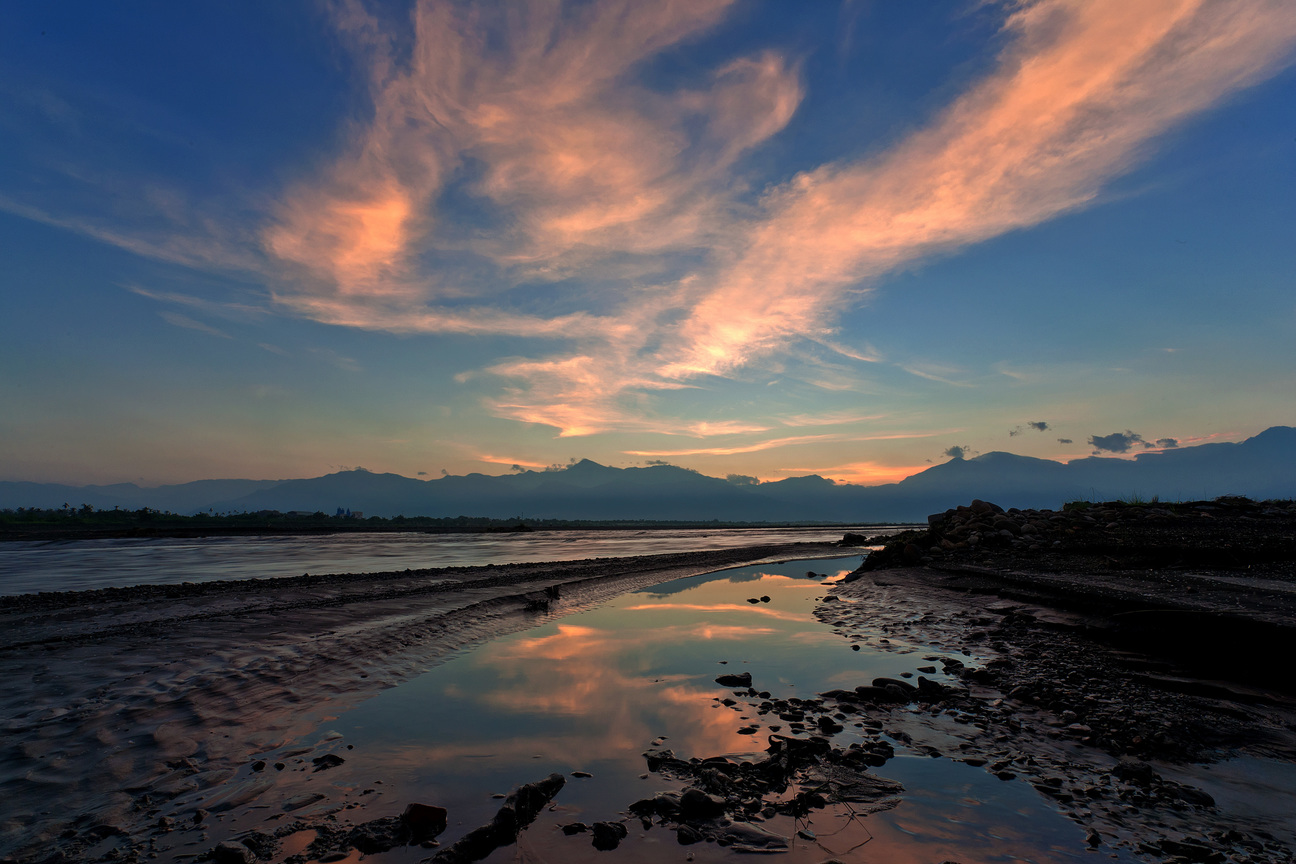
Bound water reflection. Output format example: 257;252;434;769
267;556;1122;862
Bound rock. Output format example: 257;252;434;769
715;672;752;687
431;773;565;864
721;824;789;853
816;716;843;733
348;816;409;854
1158;838;1224;862
283;793;326;811
678;788;726;821
643;748;676;771
916;677;947;699
590;821;628;851
509;773;566;825
561;822;588;835
760;596;771;603
676;825;703;845
872;677;916;694
401;803;448;839
1113;758;1157;786
1164;782;1215;808
311;753;345;772
571;771;593;778
210;841;254;864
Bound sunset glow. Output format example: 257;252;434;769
2;1;1293;485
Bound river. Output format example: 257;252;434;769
0;525;903;595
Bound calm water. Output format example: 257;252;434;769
187;557;1125;863
0;526;904;595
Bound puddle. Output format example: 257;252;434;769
193;557;1142;861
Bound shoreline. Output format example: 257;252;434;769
0;542;849;861
0;521;897;544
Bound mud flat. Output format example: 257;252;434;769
0;542;840;862
813;497;1296;863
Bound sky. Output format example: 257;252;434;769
2;0;1295;488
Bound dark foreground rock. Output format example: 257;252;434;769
429;773;565;864
614;720;902;855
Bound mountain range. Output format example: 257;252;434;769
3;426;1293;523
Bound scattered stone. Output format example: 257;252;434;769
283;793;326;812
590;821;628;851
715;672;752;688
311;753;345;772
401;802;448;840
210;841;254;864
431;773;565;864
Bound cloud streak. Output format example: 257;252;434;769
452;0;1296;435
18;0;1296;444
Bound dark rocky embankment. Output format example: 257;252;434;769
851;496;1296;689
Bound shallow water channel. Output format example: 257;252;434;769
0;527;903;594
194;557;1136;863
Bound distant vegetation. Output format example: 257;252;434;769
0;504;856;541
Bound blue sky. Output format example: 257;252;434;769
2;0;1294;486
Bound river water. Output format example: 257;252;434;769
176;556;1129;864
0;526;904;595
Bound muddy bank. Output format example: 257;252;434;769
811;498;1296;862
0;542;840;862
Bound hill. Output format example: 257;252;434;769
3;427;1293;522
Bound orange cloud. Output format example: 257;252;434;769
624;433;844;458
264;0;797;314
659;0;1296;380
478;0;1296;435
69;0;1296;441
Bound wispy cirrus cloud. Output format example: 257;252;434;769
454;0;1296;435
624;433;844;458
158;311;231;339
15;0;1296;445
264;0;798;318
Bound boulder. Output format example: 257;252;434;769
401;803;448;839
210;841;254;864
678;788;726;821
590;821;628;851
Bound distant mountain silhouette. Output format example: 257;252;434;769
3;427;1293;522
